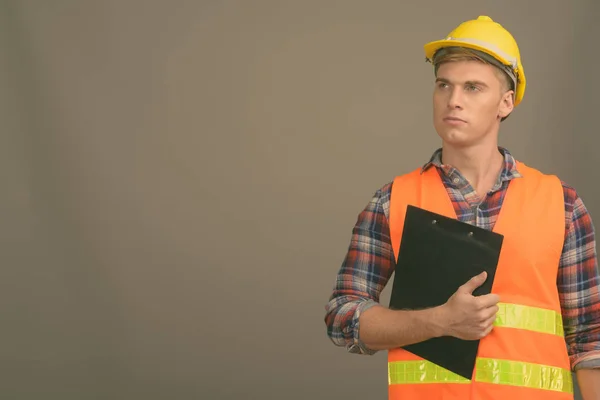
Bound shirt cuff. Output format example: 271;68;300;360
573;351;600;370
346;299;379;355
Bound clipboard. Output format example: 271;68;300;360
389;205;504;380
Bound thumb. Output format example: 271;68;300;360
460;271;487;294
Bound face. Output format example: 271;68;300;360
433;60;514;148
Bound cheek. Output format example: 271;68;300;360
474;98;500;118
432;95;445;114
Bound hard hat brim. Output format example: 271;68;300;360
425;39;512;69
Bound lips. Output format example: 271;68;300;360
444;116;466;123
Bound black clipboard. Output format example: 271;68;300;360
389;205;504;380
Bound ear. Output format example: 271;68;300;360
498;90;515;119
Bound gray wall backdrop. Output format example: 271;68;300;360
2;1;598;399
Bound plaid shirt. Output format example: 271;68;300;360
324;147;600;370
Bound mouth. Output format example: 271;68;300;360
443;117;467;124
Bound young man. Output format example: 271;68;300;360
324;15;600;400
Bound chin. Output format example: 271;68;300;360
436;125;466;141
436;130;477;148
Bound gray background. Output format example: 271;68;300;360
2;0;597;399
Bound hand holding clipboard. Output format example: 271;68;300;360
389;205;504;380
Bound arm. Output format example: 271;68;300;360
324;183;499;353
357;303;446;351
558;184;600;398
324;183;447;353
323;183;397;355
360;269;499;350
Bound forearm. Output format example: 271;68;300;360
358;304;447;351
576;368;600;400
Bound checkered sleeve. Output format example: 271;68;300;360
558;183;600;370
324;182;396;355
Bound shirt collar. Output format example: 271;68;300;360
420;146;522;182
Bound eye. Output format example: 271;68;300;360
437;82;449;89
466;85;479;92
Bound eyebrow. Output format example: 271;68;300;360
436;77;489;88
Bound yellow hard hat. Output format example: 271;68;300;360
424;16;526;106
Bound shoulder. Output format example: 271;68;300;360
517;162;578;201
362;170;420;221
558;180;594;232
366;181;393;220
372;168;423;219
517;161;585;221
559;180;579;211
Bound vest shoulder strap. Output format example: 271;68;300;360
388;167;439;262
388;161;564;263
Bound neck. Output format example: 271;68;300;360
440;142;504;195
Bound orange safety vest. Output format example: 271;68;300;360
387;161;573;400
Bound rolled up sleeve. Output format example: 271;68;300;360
324;183;395;355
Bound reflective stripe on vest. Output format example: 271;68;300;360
388;301;571;393
388;358;573;394
494;302;564;336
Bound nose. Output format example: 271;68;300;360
447;87;463;110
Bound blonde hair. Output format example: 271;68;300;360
433;47;513;92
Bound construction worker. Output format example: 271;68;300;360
324;16;600;400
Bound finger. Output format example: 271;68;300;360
476;293;501;308
481;312;497;327
459;271;487;294
476;305;499;322
480;322;495;338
